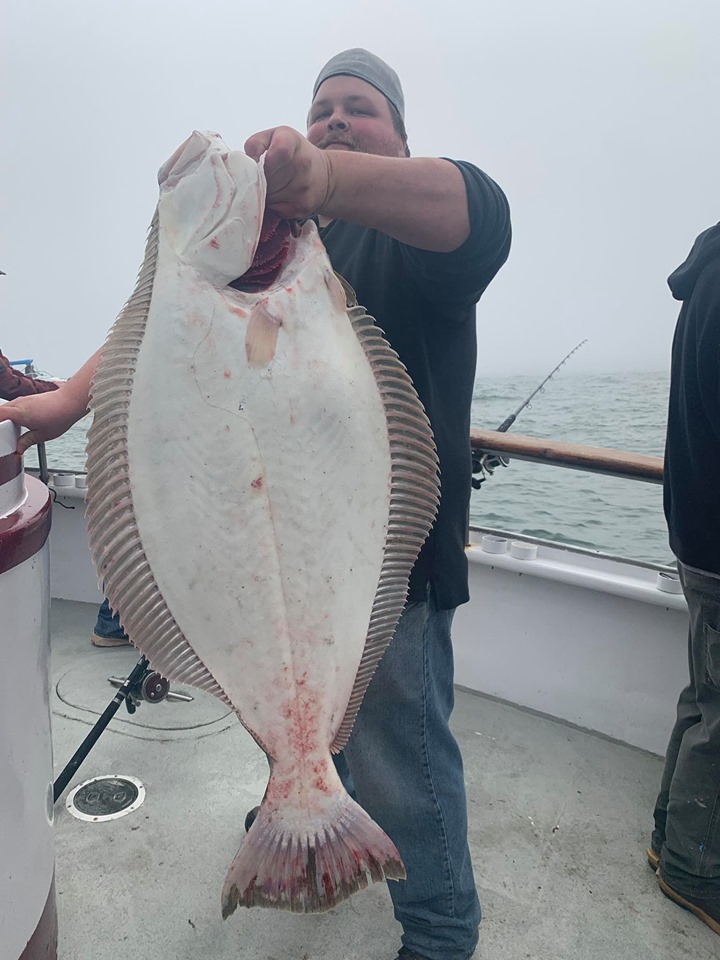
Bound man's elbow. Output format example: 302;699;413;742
433;208;471;253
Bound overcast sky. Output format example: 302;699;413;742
2;0;718;377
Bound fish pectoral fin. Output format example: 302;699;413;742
245;301;281;369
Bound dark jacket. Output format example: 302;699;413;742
0;351;59;400
664;222;720;574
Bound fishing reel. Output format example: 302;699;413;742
471;451;510;489
107;665;192;714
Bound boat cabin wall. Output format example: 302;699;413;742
455;533;688;755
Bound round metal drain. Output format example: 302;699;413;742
66;775;146;822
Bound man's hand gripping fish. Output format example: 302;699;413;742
85;131;440;915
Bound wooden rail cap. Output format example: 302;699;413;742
470;429;664;484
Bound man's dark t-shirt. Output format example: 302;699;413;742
320;160;511;610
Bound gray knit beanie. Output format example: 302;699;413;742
312;48;405;120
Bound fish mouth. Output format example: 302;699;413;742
229;211;292;293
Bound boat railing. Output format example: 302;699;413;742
470;429;663;485
32;432;665;488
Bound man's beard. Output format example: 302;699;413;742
316;134;404;158
317;135;358;151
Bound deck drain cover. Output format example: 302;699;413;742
66;775;145;822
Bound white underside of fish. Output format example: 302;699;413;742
85;131;439;914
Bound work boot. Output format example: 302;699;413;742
646;847;660;872
657;870;720;936
91;631;130;647
396;949;430;960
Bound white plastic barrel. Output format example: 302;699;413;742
0;416;56;959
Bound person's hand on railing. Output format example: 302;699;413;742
0;348;101;455
0;388;87;455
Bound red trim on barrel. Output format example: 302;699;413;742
19;875;57;959
0;450;22;485
0;476;52;576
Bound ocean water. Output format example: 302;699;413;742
469;370;672;566
24;369;673;567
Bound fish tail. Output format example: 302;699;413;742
221;790;405;915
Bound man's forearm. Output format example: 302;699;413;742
321;153;470;253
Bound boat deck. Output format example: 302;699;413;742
51;598;717;960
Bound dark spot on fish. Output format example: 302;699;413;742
223;370;232;379
251;476;263;490
306;845;318;896
209;238;220;249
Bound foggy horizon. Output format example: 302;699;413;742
2;1;718;380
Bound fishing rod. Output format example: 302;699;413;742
53;655;151;803
472;339;587;489
53;654;195;802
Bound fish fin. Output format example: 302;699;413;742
221;790;404;915
245;300;281;368
332;306;440;753
85;213;231;707
333;270;359;307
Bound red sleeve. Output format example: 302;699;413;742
0;352;60;400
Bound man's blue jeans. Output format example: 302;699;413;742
343;594;481;960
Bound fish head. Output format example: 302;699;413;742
157;130;267;288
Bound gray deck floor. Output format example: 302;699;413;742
50;599;717;960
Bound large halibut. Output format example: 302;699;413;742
85;131;440;914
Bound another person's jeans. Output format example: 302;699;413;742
342;593;481;960
652;563;720;897
93;597;128;641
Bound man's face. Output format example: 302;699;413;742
307;75;406;158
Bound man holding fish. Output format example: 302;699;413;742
0;49;510;960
